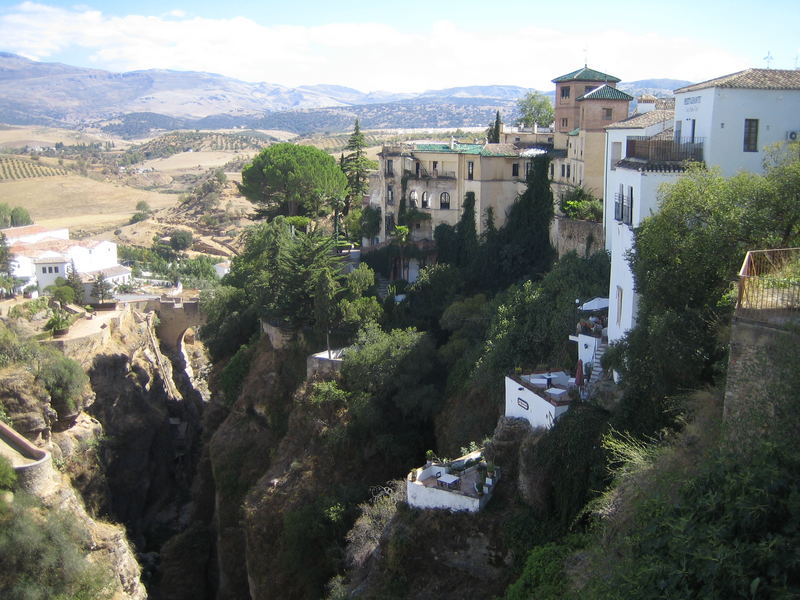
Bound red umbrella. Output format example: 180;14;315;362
575;359;584;387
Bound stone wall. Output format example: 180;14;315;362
306;349;344;380
723;317;797;426
0;421;54;495
550;216;605;258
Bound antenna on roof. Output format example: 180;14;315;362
763;51;774;69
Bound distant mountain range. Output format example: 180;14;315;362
0;52;692;136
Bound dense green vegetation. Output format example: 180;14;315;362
0;495;114;600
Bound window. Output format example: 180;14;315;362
744;119;759;152
566;164;571;179
409;190;418;207
611;141;622;167
415;161;420;177
386;159;393;176
512;163;519;177
549;164;554;178
387;185;394;205
385;213;395;233
440;192;450;209
525;162;532;177
674;119;682;142
432;161;438;174
514;137;520;142
421;191;429;208
584;85;596;94
616;286;623;327
602;108;613;120
41;267;46;274
561;118;568;128
561;86;570;99
560;164;565;177
688;119;696;143
467;161;474;180
48;266;53;273
54;266;59;273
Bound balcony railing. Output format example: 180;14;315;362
614;193;632;225
404;168;455;180
625;136;704;163
737;248;800;324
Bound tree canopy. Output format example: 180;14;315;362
341;119;377;213
516;91;554;128
240;143;348;219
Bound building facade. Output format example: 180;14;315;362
604;68;800;343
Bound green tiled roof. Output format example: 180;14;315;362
412;143;484;155
567;128;580;136
412;142;521;157
552;66;621;83
577;84;633;101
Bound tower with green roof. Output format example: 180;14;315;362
552;66;622;134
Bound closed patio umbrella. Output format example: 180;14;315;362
575;359;584;387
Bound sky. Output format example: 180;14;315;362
0;0;798;93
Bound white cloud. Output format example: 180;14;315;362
0;2;750;92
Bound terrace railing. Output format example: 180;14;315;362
626;136;704;163
736;248;800;324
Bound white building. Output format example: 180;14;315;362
604;68;800;342
406;449;498;513
5;226;130;297
504;370;573;429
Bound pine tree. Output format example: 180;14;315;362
66;260;84;305
491;111;502;143
91;272;113;303
341;119;376;214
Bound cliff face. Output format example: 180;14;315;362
1;305;210;598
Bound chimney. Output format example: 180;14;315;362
450;137;455;149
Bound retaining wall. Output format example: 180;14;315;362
550;216;605;258
0;421;54;495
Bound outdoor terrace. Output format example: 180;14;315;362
625;136;704;163
407;449;499;512
736;248;800;325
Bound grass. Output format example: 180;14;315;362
0;174;178;234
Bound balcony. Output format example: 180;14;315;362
404;168;456;180
736;248;800;325
614;193;632;225
625;136;704;163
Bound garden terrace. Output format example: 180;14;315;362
736;248;800;325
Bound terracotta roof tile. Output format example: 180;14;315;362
606;109;674;129
675;69;800;93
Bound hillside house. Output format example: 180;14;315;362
604;68;800;343
4;225;130;296
406;449;499;512
504;370;574;429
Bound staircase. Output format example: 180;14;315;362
588;341;608;384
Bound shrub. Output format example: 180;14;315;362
128;211;149;225
219;344;254;407
0;456;15;490
169;229;193;251
0;495;115;599
37;353;88;419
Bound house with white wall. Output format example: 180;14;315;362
406;449;498;512
504;370;573;429
5;226;130;296
603;68;800;343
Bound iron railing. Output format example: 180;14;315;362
736;248;800;323
626;136;704;163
